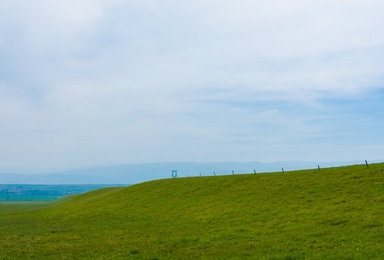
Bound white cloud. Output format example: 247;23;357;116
0;0;383;168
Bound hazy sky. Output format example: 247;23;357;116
1;0;383;170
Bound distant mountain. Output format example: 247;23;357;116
0;160;379;184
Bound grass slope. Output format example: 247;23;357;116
0;164;383;259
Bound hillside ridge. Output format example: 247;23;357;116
0;163;383;259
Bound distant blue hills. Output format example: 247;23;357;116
0;160;380;184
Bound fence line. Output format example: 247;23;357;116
173;160;374;178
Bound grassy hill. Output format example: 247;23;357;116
0;163;383;259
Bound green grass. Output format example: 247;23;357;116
0;164;383;259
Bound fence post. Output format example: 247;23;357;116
282;168;285;173
232;170;235;175
254;169;256;174
213;171;216;176
318;165;320;171
365;160;369;168
199;173;201;177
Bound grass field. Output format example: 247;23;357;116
0;163;383;259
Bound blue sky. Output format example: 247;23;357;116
0;0;383;171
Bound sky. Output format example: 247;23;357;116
0;0;383;171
